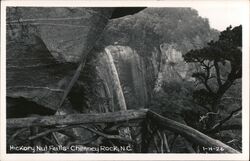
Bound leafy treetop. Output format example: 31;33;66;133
183;25;242;112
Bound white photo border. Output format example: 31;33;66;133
1;0;249;161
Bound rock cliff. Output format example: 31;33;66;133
69;8;219;114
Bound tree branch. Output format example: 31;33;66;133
214;61;222;87
8;128;28;143
221;96;241;102
194;72;214;94
170;134;178;150
217;78;234;97
29;124;80;140
162;131;170;152
207;107;242;133
191;100;212;112
207;124;242;134
156;130;164;153
79;125;135;144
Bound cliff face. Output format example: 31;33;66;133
72;43;197;113
71;8;219;114
86;43;195;112
6;7;114;112
154;43;188;92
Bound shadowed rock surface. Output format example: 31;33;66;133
7;7;146;113
6;8;114;113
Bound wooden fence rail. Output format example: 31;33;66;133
7;109;148;128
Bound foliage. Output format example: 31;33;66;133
102;8;219;57
149;81;205;122
183;25;242;113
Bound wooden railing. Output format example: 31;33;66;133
7;109;239;153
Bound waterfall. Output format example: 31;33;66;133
104;47;128;111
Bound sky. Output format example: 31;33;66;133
190;3;246;31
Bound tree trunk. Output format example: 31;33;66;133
208;96;222;129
